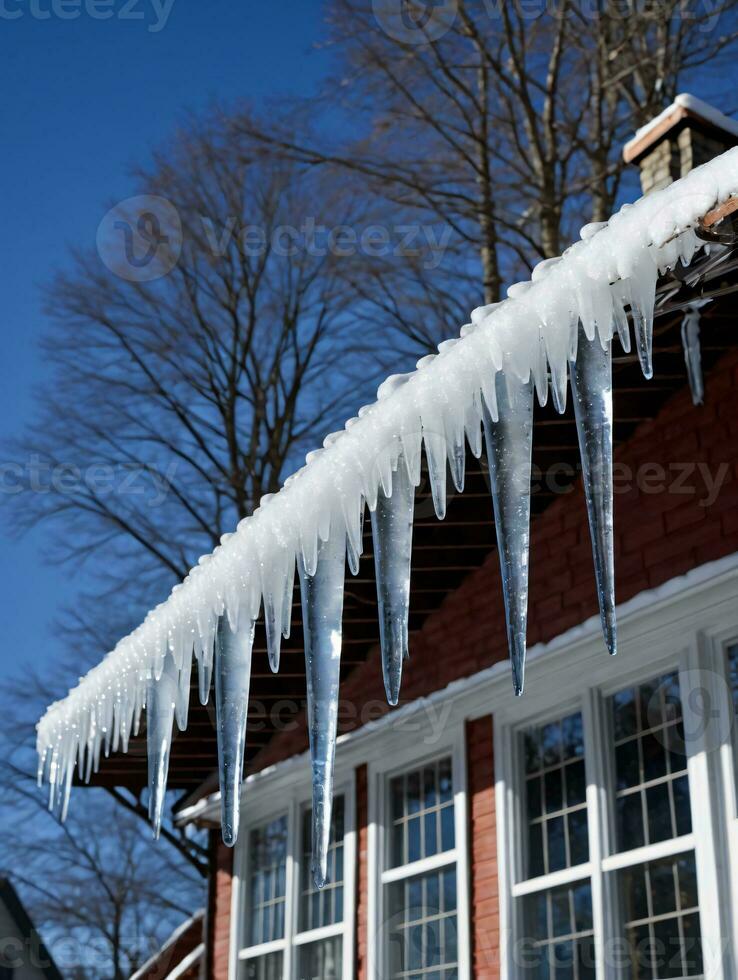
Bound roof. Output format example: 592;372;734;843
129;909;204;980
36;146;738;832
623;93;738;163
0;878;63;980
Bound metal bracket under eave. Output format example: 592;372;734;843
697;195;738;243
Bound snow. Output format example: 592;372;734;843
36;145;738;880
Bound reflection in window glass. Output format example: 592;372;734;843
300;795;345;932
614;852;703;978
241;952;283;980
389;756;454;868
523;712;588;877
388;868;458;980
523;880;596;979
610;673;692;852
247;816;288;946
296;935;342;980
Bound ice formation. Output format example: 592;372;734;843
215;616;255;847
481;376;534;696
36;147;738;883
681;300;709;406
370;455;415;705
298;529;346;887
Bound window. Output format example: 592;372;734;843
727;643;738;796
236;790;353;980
507;667;712;978
382;756;461;979
523;712;588;876
295;797;345;980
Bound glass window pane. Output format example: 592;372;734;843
241;952;283;980
522;712;587;878
388;869;458;979
389;757;454;868
612;852;703;979
246;816;287;946
522;881;594;979
299;795;345;933
296;936;342;980
611;672;692;852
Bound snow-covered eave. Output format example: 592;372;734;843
35;146;738;859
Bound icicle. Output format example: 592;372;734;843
371;457;415;706
298;528;346;888
215;615;255;847
482;375;534;695
146;653;178;839
570;325;617;656
175;649;193;731
681;301;709;406
198;642;213;705
625;253;658;379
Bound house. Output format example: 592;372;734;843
129;910;205;980
0;878;63;980
38;96;738;979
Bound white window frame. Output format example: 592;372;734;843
367;721;471;980
230;774;356;980
495;578;738;980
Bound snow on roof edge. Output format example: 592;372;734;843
35;145;738;784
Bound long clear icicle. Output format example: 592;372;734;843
482;374;534;696
215;615;255;847
370;456;415;706
681;302;707;406
146;653;178;838
298;528;346;888
570;326;617;656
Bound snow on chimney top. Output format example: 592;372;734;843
624;93;738;195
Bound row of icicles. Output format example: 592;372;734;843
40;238;710;889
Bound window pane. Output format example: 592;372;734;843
388;868;458;979
299;795;345;932
727;644;738;803
522;881;595;979
296;936;342;980
247;816;288;946
389;757;454;868
613;852;703;978
610;672;692;852
522;712;588;878
241;952;283;980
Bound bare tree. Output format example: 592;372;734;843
4;111;400;669
237;0;738;303
0;672;204;980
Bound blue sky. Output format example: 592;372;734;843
0;2;334;679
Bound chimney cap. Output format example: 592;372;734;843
623;93;738;164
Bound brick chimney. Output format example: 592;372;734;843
623;93;738;195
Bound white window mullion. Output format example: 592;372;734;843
283;799;297;980
683;640;733;980
452;733;471;980
341;772;357;980
583;686;613;979
494;716;515;980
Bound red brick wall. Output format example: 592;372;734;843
354;765;369;980
209;832;234;980
209;350;738;978
467;717;499;979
